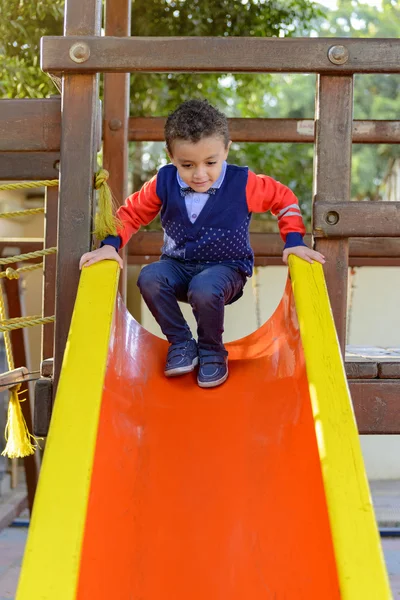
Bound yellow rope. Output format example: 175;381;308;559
0;283;40;457
0;315;55;333
0;208;45;219
0;247;57;266
0;285;14;371
94;168;122;240
0;180;58;192
0;264;43;280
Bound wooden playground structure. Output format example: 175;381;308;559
0;0;400;523
1;2;400;598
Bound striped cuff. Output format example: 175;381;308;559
100;235;121;251
284;232;306;249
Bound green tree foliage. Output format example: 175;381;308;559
0;0;63;97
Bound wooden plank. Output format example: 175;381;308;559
103;0;131;301
314;201;400;238
0;239;43;257
2;269;40;513
53;0;102;391
41;37;400;74
2;234;398;266
41;187;58;362
378;362;400;379
126;232;400;260
314;76;353;352
345;360;378;379
0;98;61;152
350;380;400;434
128;117;400;144
0;153;59;180
1;98;399;150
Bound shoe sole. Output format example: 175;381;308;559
164;356;199;377
197;369;229;388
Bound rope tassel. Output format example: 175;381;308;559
1;387;39;458
94;169;122;240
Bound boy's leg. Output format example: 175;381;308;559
137;259;197;376
187;265;245;387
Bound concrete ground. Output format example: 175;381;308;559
0;480;398;599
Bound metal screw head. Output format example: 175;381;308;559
325;210;340;225
109;119;122;131
69;42;91;64
328;45;349;65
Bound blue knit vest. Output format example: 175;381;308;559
156;164;254;277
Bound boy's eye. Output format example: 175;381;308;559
207;161;217;165
181;164;192;168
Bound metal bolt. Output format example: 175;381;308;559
69;42;91;64
325;211;340;225
328;45;349;65
109;119;122;131
53;160;60;172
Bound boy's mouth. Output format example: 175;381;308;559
192;181;210;188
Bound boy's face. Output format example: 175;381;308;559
168;136;231;192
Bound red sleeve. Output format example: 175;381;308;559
115;175;162;248
246;170;306;242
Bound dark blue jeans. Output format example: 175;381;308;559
137;256;246;355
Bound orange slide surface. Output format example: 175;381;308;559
78;288;340;598
17;260;391;600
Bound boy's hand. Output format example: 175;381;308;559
282;245;325;265
79;245;124;270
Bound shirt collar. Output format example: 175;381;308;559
176;161;227;191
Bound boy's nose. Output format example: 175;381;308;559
193;168;207;180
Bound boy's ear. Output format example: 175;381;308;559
225;140;232;157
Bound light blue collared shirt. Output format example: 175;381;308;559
177;161;227;223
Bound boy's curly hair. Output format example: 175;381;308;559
165;99;230;154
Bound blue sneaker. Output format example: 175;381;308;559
164;339;198;377
197;353;228;388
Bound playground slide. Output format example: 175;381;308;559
16;258;391;600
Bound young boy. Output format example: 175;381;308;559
80;99;324;388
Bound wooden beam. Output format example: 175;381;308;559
0;153;59;181
128;117;400;144
53;0;102;390
1;97;400;149
350;380;400;434
103;0;130;301
0;98;61;152
2;233;399;264
314;76;354;353
41;37;400;74
314;201;400;238
41;187;58;361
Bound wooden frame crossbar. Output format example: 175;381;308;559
41;36;400;74
2;98;400;150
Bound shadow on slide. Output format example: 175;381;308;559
17;257;391;600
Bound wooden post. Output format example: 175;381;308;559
41;186;58;362
53;0;102;389
313;75;354;353
2;272;40;513
103;0;131;300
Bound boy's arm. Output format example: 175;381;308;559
246;170;306;248
101;175;162;250
245;171;325;265
80;175;162;270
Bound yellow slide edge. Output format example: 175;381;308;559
16;261;120;600
289;255;392;600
